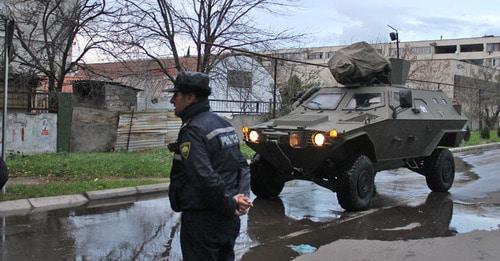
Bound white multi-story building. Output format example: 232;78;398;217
273;35;500;69
267;36;500;92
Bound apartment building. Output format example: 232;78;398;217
273;35;500;69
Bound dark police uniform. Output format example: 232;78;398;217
167;72;250;261
0;158;8;190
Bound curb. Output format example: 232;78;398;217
29;194;88;213
86;187;138;200
0;183;169;217
450;142;500;153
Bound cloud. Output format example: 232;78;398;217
262;0;500;47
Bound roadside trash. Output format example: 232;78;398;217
288;244;317;254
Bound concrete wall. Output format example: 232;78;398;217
225;114;268;141
105;84;138;112
0;113;57;154
72;82;106;110
70;107;119;152
72;81;139;112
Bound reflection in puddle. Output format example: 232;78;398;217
451;205;500;233
454;157;480;183
287;244;317;255
242;192;457;260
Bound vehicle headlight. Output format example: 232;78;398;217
329;129;338;138
242;126;250;141
249;130;260;143
312;133;326;146
289;132;301;148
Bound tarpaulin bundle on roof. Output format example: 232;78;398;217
328;41;392;85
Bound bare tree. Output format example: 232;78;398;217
468;68;500;129
3;0;113;111
108;0;300;82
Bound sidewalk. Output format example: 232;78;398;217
295;229;500;261
0;142;499;217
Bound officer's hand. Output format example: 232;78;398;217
233;194;253;216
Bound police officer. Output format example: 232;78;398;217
0;158;7;190
166;71;252;261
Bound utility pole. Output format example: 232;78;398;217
387;25;400;59
2;18;15;194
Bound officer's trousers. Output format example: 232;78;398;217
180;210;240;261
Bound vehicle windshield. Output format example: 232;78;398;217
303;93;343;110
346;93;383;110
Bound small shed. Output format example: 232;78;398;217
69;80;142;152
72;80;141;112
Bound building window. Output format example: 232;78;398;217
227;70;252;89
435;45;457;54
410;47;432;55
460;59;484;66
486;43;500;52
492;58;500;67
307;52;323;60
460;44;484;52
278;52;302;60
389;48;405;57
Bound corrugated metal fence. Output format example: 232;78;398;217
115;111;181;151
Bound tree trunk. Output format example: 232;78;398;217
47;77;58;112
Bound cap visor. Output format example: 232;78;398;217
164;87;179;92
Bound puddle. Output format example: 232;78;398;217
450;204;500;233
288;244;317;254
1;149;500;261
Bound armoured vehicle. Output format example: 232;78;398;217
242;42;467;211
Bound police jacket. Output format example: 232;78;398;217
168;99;250;216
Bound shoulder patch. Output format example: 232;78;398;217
180;142;191;159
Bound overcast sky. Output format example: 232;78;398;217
256;0;500;48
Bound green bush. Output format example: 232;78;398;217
497;127;500;138
480;126;491;139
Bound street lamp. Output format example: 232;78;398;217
387;25;400;59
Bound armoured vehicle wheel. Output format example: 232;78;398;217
424;148;455;192
336;155;375;211
250;154;285;198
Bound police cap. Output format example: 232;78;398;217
166;71;211;97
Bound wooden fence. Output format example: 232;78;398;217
115;111;181;151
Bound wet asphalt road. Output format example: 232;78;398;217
1;149;500;260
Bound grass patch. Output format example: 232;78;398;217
461;130;500;147
0;178;164;201
8;148;172;178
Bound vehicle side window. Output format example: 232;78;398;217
415;99;429;113
393;92;400;103
346;93;383;110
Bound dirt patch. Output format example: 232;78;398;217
7;176;46;185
